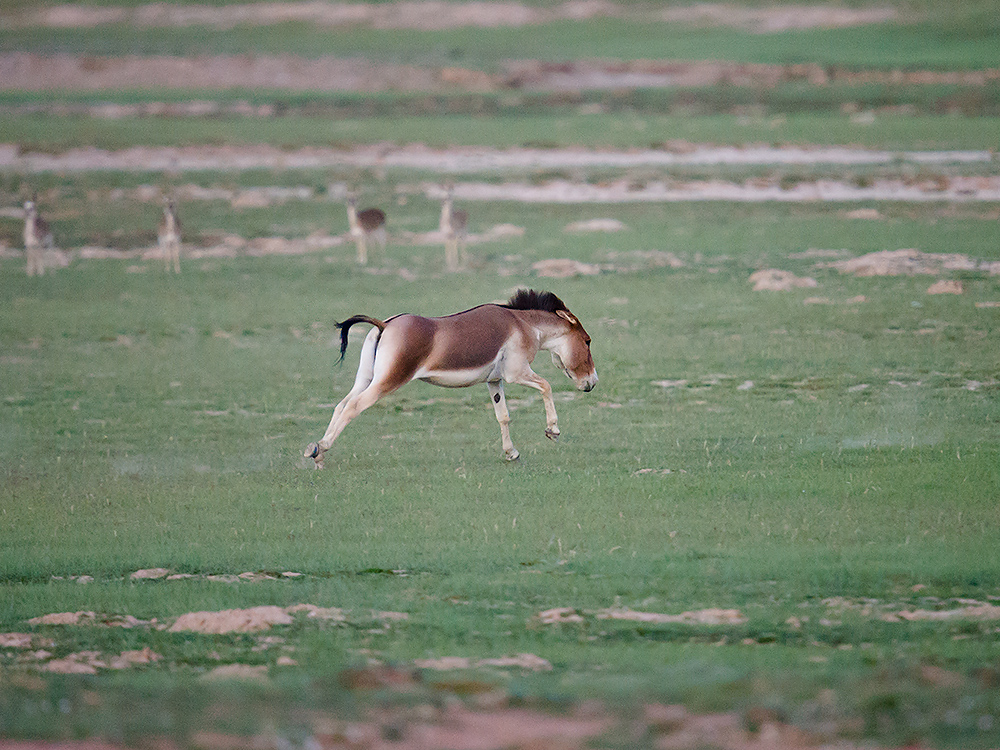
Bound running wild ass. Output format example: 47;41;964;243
304;290;598;468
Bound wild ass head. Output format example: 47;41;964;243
506;290;598;392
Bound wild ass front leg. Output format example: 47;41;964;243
509;371;560;441
488;381;518;461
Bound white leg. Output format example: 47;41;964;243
27;246;43;276
488;381;518;460
444;238;457;272
356;235;368;265
507;369;559;440
305;327;381;468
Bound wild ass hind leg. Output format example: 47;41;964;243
488;381;518;461
305;326;381;468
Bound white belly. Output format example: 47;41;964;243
415;355;504;388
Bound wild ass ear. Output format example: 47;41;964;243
556;309;579;326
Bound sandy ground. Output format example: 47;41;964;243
2;144;996;200
6;593;1000;749
4;142;992;174
3;53;997;93
8;1;897;32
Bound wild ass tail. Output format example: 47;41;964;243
335;315;386;362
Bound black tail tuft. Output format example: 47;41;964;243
334;315;386;361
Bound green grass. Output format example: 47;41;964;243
4;16;1000;70
2;1;1000;743
4;110;1000;152
5;83;1000;117
2;196;1000;745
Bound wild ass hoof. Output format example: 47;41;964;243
505;448;520;461
545;427;560;441
304;442;325;469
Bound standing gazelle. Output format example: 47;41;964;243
346;196;386;265
158;198;182;273
23;196;54;276
439;183;468;272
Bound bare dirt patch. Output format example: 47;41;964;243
4;52;998;94
12;1;621;31
168;605;295;634
415;652;553;671
827;248;1000;277
799;597;1000;625
749;269;818;291
4;143;992;177
0;699;860;750
11;2;897;33
659;4;897;33
534;607;748;626
532;258;601;278
26;611;149;628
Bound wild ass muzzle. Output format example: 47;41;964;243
304;289;598;468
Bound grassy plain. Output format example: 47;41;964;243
2;0;1000;747
3;194;1000;746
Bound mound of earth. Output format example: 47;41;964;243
828;249;1000;277
749;269;818;291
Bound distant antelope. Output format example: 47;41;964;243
158;199;182;273
346;196;386;265
23;196;54;276
439;184;468;272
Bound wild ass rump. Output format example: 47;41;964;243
304;289;598;468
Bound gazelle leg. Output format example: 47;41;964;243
488;381;518;460
172;240;181;273
356;236;368;265
27;247;42;276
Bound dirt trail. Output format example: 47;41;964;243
10;1;897;32
3;53;997;93
2;142;993;177
4;144;997;203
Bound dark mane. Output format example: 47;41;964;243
504;289;568;314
